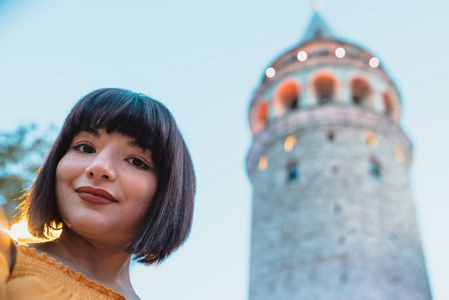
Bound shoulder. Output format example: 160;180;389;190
0;230;12;259
0;230;14;274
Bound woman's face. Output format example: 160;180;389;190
55;129;158;245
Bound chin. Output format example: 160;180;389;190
61;213;135;246
62;210;114;235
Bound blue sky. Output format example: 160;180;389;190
0;1;448;299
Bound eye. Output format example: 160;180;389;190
73;142;95;154
127;157;149;170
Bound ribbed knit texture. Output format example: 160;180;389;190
6;244;126;300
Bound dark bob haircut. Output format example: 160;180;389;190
23;88;195;265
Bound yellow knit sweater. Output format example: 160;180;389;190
3;244;126;300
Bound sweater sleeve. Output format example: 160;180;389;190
0;230;13;300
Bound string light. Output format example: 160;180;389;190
266;67;275;78
369;57;380;68
297;51;307;62
335;47;345;58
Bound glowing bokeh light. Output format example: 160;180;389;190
365;131;378;148
284;135;297;152
258;155;268;171
369;57;380;68
297;51;308;62
335;47;345;58
265;67;275;78
394;147;405;163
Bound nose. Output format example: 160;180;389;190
85;151;117;181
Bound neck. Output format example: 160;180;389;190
32;225;134;290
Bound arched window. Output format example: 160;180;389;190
313;74;336;105
383;92;394;117
286;159;299;182
369;158;381;179
327;129;335;142
351;77;370;105
253;100;269;133
275;80;301;113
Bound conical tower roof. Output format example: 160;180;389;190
301;12;335;43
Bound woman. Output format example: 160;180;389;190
0;88;195;299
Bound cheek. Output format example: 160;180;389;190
55;154;84;210
55;157;71;196
120;175;158;234
55;157;71;213
127;174;158;211
54;159;69;225
55;159;65;199
55;154;85;185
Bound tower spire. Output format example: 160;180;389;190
301;9;334;43
313;0;322;12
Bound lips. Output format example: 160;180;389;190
75;186;117;205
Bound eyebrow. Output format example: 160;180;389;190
127;140;149;152
85;129;100;137
127;140;140;147
80;130;149;151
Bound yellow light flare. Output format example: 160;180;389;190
3;221;61;243
265;67;275;78
369;57;380;68
284;135;297;152
335;47;345;58
394;147;405;163
297;51;307;62
7;222;34;242
365;131;377;148
258;155;268;171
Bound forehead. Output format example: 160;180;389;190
68;96;159;151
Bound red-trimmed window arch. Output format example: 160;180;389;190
383;92;394;118
275;80;301;113
252;100;270;133
351;77;371;105
313;73;337;105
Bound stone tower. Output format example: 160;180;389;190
246;11;432;300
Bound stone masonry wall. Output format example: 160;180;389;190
248;111;431;300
